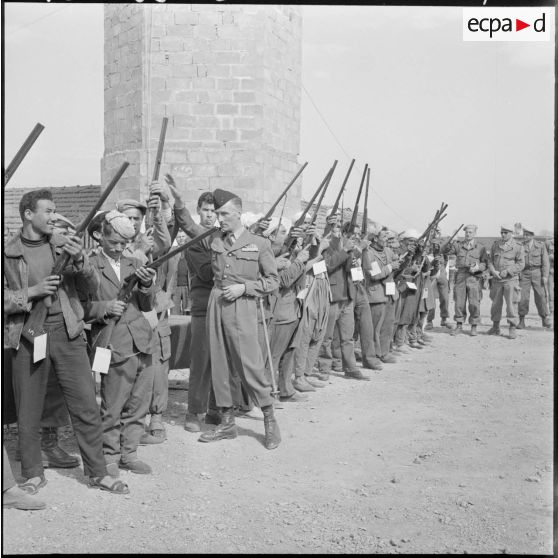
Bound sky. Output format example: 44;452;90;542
3;3;555;236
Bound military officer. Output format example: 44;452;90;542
487;224;525;339
445;224;488;336
517;228;551;329
196;189;281;450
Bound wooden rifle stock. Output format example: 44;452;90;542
145;117;169;228
4;123;45;186
348;163;368;233
21;162;130;342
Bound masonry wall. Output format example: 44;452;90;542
102;4;302;215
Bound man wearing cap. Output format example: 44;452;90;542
545;237;554;313
517;228;551;329
444;225;488;336
487;224;525;339
5;189;129;495
85;210;157;475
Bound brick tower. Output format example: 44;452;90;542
102;4;302;216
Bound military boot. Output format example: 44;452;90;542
470;325;478;337
516;316;526;329
450;323;463;336
440;318;448;327
509;325;517;339
198;408;237;443
487;321;501;335
262;405;281;450
40;427;79;469
542;316;552;329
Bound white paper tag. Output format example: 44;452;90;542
385;281;396;295
142;309;159;330
369;261;381;276
422;287;428;299
33;333;47;363
351;267;364;281
406;281;417;291
296;287;308;300
92;347;112;374
313;260;327;275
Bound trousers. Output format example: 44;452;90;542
453;271;482;325
147;317;172;416
370;298;396;357
427;275;449;322
171;285;190;315
490;277;521;326
352;285;377;365
518;268;549;318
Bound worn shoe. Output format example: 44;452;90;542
305;376;327;388
424;322;434;330
293;377;316;392
508;326;517;340
421;332;433;342
279;391;308;403
362;358;383;371
105;463;120;479
311;371;330;382
417;338;429;346
139;432;165;445
440;318;448;327
408;341;423;349
380;354;398;364
516;316;526;329
487;322;501;335
3;486;46;510
89;476;129;495
41;446;80;469
204;410;221;426
542;316;552;328
199;408;238;443
470;325;478;336
119;459;152;475
344;369;370;381
148;415;166;440
19;474;47;496
262;405;281;450
450;323;463;336
184;413;203;433
393;345;410;354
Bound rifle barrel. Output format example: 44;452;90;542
362;166;370;234
349;163;368;231
4;123;45;186
330;158;355;216
152;117;169;182
262;162;308;220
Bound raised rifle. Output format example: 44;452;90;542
145;117;169;229
261;162;308;221
438;224;464;255
93;225;219;352
324;158;355;237
347;163;368;234
361;167;370;236
21;162;130;343
4;123;45;186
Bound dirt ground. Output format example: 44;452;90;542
3;292;553;554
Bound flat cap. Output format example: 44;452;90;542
52;213;76;230
116;198;147;214
500;223;514;233
522;227;534;236
212;188;239;210
87;210;109;237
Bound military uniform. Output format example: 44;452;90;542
545;239;554;313
518;231;550;323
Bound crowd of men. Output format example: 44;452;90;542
3;176;553;511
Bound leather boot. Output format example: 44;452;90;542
440;318;448;327
470;324;478;336
509;325;517;339
40;427;79;469
542;316;552;328
198;408;237;443
516;316;526;329
450;323;463;336
261;405;281;450
487;321;501;335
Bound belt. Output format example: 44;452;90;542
523;266;540;271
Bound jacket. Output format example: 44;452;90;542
323;236;355;303
522;239;549;276
363;245;400;304
488;239;525;280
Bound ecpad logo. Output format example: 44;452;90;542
463;8;552;41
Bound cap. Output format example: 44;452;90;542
87;210;109;237
523;228;534;236
116;198;147;214
402;228;420;240
105;210;136;239
212;189;239;210
500;223;514;233
464;224;478;231
52;213;76;230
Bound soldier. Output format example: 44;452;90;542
487;224;525;339
517;228;551;329
188;189;281;449
425;232;450;329
4;190;128;495
545;238;554;313
445;225;488;336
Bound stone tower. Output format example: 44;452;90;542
102;4;302;216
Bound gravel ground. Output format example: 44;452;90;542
3;293;553;554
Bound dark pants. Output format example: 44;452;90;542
100;352;154;464
427;275;449;323
3;445;16;491
370;298;396;358
353;285;377;364
12;322;107;479
518;268;549;318
41;369;70;427
318;300;357;373
549;272;554;312
171;285;190;315
267;320;299;397
147;318;172;416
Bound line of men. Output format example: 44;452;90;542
3;181;553;510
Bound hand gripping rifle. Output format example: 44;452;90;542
361;167;370;236
4;123;45;186
21;162;130;343
347;163;368;234
93;225;219;352
145;117;169;229
437;224;464;255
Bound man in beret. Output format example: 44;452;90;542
517;228;551;329
84;210;158;475
487;224;525;339
444;224;488;336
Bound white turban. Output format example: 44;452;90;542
105;210;136;239
262;216;293;238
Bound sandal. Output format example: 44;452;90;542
89;476;130;495
19;474;47;495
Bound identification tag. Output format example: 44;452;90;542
369;261;381;276
313;260;327;275
406;282;417;291
351;267;364;282
385;282;396;295
296;288;308;300
92;347;112;375
422;287;428;299
33;333;47;363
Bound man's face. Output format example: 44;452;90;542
197;202;216;228
273;224;288;246
331;224;342;239
25;199;56;236
405;238;417;251
501;230;513;242
464;227;476;241
101;230;128;260
176;231;187;246
215;201;241;233
122;207;144;235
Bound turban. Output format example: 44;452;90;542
402;228;420;240
105;210;136;239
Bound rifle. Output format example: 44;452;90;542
361;167;370;236
21;162;130;342
280;162;336;256
261;162;308;221
347;163;368;234
438;224;464;255
145;117;169;229
93;225;219;351
324;159;355;237
4;123;45;186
